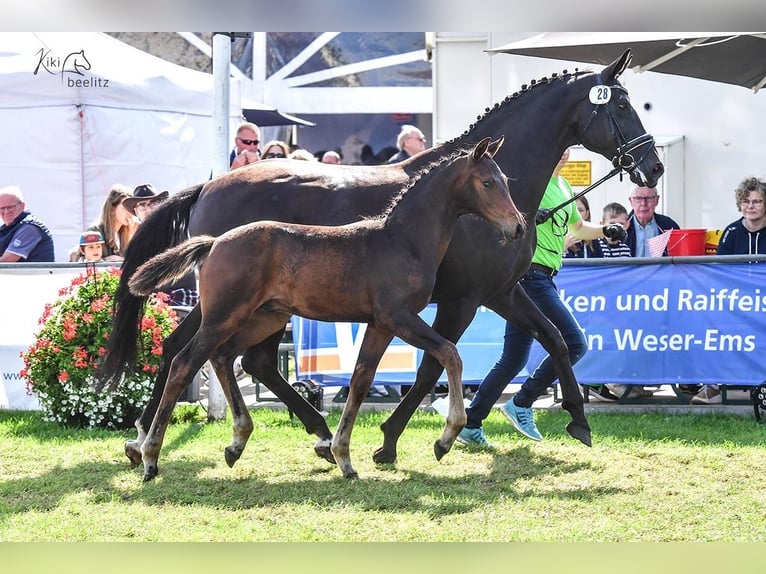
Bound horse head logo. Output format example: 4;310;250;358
61;50;91;78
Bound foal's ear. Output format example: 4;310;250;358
486;136;504;158
473;137;492;161
602;49;633;82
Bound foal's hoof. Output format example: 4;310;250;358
566;422;592;447
124;441;142;467
314;441;337;465
142;465;158;482
433;439;450;461
372;446;397;465
224;446;243;468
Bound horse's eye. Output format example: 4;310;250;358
483;180;493;188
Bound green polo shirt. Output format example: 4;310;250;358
533;175;580;271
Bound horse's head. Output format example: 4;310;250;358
466;136;526;242
577;49;664;189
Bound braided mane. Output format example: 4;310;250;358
449;67;595;146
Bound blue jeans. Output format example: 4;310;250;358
465;268;588;428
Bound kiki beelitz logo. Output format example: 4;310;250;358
33;47;109;88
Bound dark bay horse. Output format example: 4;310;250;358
102;50;664;467
128;137;524;480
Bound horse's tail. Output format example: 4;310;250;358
96;182;204;391
129;236;215;297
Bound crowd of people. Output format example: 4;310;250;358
3;119;764;419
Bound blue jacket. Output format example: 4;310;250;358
0;211;54;262
625;211;680;257
717;218;766;255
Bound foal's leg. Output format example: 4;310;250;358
374;298;479;464
240;332;336;464
486;285;591;446
141;329;220;481
208;344;255;468
125;305;202;466
332;325;394;479
386;313;466;461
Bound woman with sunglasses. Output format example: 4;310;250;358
260;140;291;160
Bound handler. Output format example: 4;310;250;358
457;149;627;446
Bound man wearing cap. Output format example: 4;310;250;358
78;230;105;262
125;184;199;310
0;185;54;262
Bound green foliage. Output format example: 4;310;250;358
20;268;177;430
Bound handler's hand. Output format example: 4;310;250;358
602;223;627;241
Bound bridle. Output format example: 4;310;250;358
536;78;655;225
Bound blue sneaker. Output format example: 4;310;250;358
456;426;492;447
501;400;543;441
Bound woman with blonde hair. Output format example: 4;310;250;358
73;184;138;262
260;140;291;159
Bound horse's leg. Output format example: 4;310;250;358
373;298;478;464
486;285;591;446
386;314;466;461
208;345;254;468
125;305;202;466
331;326;394;479
140;330;218;481
241;330;336;465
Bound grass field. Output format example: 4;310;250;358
1;405;765;542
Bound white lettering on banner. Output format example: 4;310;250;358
676;288;766;312
612;329;756;352
561;293;606;312
615;290;669;311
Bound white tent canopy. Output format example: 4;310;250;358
0;32;247;260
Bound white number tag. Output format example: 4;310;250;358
589;85;612;104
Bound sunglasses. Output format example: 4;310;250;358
237;137;260;146
264;152;286;159
135;200;161;211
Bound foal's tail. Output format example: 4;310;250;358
96;183;204;391
129;236;215;297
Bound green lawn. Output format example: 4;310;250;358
1;406;765;542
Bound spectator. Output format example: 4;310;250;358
594;202;633;258
321;150;342;164
693;176;766;405
77;230;105;262
73;184;137;262
0;185;54;262
564;197;597;258
455;148;627;446
260;140;290;160
288;148;317;161
387;125;427;163
124;183;198;310
229;121;261;170
625;185;680;257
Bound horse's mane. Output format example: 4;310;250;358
378;140;476;219
453;67;595;145
375;67;597;221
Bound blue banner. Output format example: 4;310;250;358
292;262;766;387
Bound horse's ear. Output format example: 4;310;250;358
602;49;633;82
473;137;492;161
486;136;504;158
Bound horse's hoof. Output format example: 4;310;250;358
124;442;142;468
343;470;359;480
433;440;450;461
566;422;592;447
142;465;158;482
314;443;337;465
372;446;396;464
224;446;242;468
